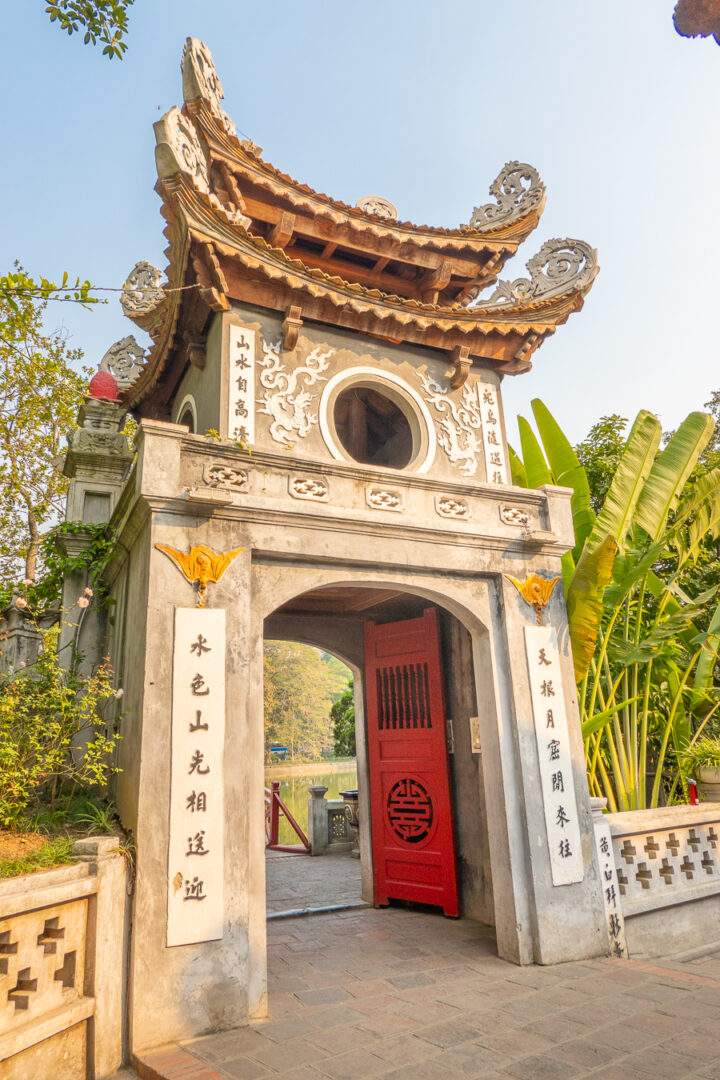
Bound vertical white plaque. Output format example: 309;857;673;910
167;608;226;947
478;381;508;484
594;819;628;957
525;625;584;886
227;325;255;443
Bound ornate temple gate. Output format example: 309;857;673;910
365;609;459;916
50;35;613;1057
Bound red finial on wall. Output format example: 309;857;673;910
87;370;121;403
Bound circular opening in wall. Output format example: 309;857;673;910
333;386;414;469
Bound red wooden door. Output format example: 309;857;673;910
364;607;459;917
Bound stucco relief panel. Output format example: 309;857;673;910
416;372;483;478
258;338;332;446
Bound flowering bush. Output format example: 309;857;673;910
0;634;120;827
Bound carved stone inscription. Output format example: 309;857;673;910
167;608;225;947
594;820;627;957
478;381;507;485
227;326;255;443
525;625;584;887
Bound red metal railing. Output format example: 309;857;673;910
265;781;310;853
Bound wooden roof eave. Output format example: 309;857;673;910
189;102;545;254
170;177;593;330
123;176;591;409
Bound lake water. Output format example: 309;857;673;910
266;767;358;846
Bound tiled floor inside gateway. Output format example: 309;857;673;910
265;851;364;916
169;854;720;1080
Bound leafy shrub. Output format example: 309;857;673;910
678;737;720;775
0;635;120;826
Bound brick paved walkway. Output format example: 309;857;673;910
266;851;363;916
134;904;720;1080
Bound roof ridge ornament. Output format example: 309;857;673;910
356;196;398;221
181;37;236;136
469;162;545;230
98;335;146;390
475;238;598;308
154;106;210;194
121;261;165;317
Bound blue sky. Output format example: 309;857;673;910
3;1;719;444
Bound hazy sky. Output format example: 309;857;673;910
3;1;719;445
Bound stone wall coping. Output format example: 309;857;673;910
0;862;97;920
72;835;124;859
621;874;720;918
605;803;720;836
0;859;90;899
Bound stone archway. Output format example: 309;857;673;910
260;580;499;937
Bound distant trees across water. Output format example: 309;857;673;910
263;642;353;761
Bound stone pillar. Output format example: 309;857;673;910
0;592;43;675
73;836;128;1079
59;387;133;673
489;571;607;965
308;786;329;855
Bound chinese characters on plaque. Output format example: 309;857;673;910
593;820;627;957
478;381;508;485
167;608;226;946
227;325;255;443
525;625;584;886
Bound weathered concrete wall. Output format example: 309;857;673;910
0;839;127;1080
172;312;224;435
441;613;495;926
171;305;508;486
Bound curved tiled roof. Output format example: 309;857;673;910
119;38;598;409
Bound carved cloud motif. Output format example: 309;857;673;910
181;37;237;136
154;106;210;194
99;335;146;389
468;161;546;229
475;238;598;308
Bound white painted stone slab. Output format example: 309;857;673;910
594;818;628;957
227;325;255;443
167;608;226;946
525;625;584;886
478;381;507;485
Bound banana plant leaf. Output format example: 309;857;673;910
531;399;596;559
633;412;714;541
582;696;642;739
694;595;720;692
518;416;553;489
566;534;618;683
588;410;661;552
508;444;527;487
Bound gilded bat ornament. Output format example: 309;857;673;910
505;572;561;626
155;543;244;607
